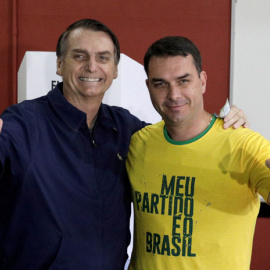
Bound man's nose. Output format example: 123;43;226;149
85;58;97;73
167;84;181;100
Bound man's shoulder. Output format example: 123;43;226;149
0;94;50;132
214;117;252;135
101;104;136;118
131;121;164;140
102;103;132;115
213;117;269;147
100;104;148;131
2;96;45;117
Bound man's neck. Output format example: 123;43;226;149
165;111;213;142
63;90;103;129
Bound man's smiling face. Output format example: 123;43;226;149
146;54;206;128
57;28;118;103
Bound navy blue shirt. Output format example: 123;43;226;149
0;83;146;269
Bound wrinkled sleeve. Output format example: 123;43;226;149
0;105;33;177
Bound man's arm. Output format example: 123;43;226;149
223;105;249;129
0;105;248;132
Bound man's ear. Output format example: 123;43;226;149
56;58;63;76
200;71;207;94
146;79;149;89
113;65;118;79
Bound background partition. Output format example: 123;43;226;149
230;1;270;269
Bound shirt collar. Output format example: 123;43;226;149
97;104;118;131
47;83;117;131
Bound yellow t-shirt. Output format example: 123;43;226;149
126;117;270;270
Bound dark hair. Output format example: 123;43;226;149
144;36;202;76
56;19;120;64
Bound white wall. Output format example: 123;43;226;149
230;0;270;140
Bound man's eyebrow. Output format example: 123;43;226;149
71;48;88;54
70;49;112;56
151;78;167;83
176;73;191;80
151;73;191;82
97;51;111;54
96;51;113;56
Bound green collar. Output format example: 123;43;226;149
164;115;216;145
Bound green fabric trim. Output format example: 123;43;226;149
163;115;216;145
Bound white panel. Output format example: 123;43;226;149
231;0;270;203
103;54;161;124
18;52;62;102
230;0;270;140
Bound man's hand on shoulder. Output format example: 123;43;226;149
0;118;3;133
223;105;249;129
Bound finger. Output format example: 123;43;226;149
232;116;248;129
224;106;238;122
224;106;244;122
242;115;249;128
223;116;245;129
243;121;250;128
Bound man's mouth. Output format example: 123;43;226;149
165;100;190;107
166;103;186;108
79;77;101;82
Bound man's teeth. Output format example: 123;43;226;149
79;78;100;82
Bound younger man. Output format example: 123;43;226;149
127;36;270;269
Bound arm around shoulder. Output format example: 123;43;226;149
223;105;249;129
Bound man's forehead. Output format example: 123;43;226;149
149;54;193;64
68;28;114;48
148;55;196;74
69;28;108;37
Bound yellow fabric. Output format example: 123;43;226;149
126;117;270;270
